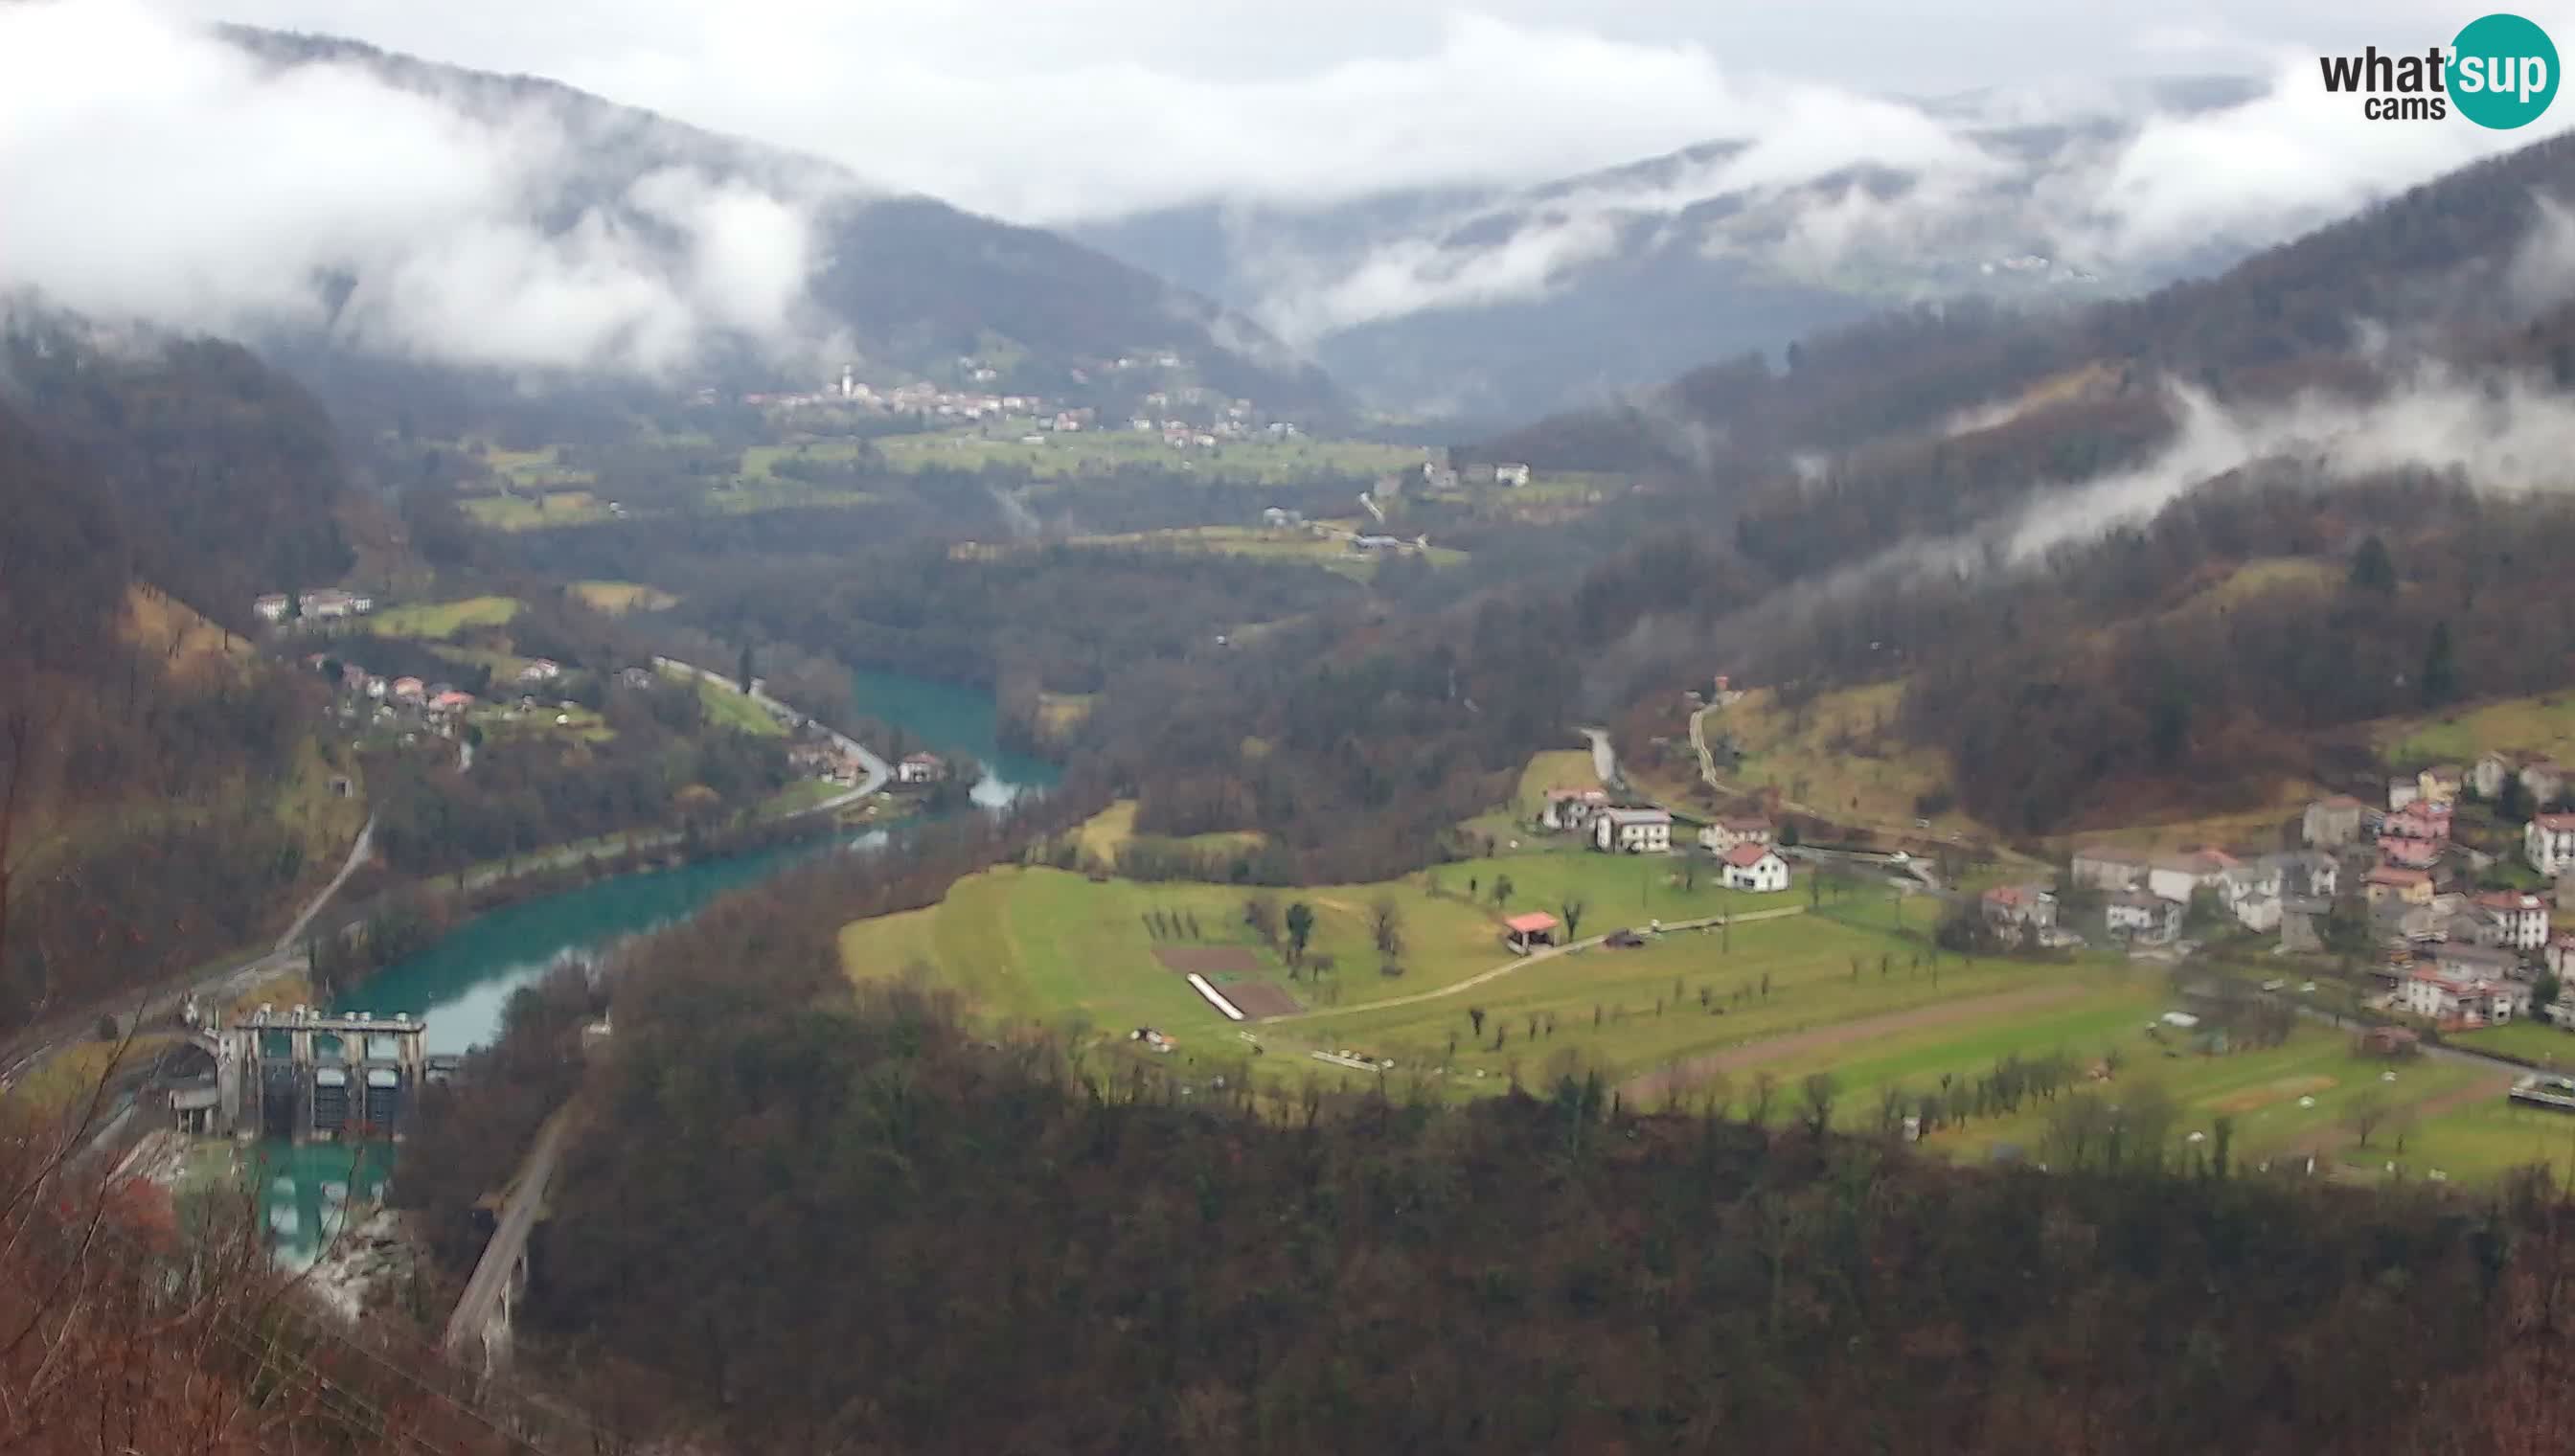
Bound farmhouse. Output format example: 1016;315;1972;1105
2528;812;2575;876
2473;891;2553;953
897;752;947;785
389;677;426;705
2404;965;2529;1027
1980;884;2057;932
1696;815;1774;855
1493;463;1532;487
253;593;290;623
2069;845;2151;891
1540;786;1608;831
2147;850;2238;905
516;659;563;685
1592;808;1673;854
1501;912;1560;952
1719;843;1790;893
2301;796;2367;848
2105;889;2182;945
2418;763;2465;807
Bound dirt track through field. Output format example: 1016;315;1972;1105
1619;982;2094;1102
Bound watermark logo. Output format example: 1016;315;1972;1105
2318;12;2558;128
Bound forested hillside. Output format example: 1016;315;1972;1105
0;325;361;1022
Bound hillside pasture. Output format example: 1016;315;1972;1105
367;596;523;639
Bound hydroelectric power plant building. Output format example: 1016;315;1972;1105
201;1006;444;1141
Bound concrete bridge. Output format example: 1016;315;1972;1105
443;1104;576;1373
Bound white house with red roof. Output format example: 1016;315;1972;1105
389;677;426;705
1719;843;1789;893
2529;812;2575;876
2405;964;2530;1027
2473;891;2553;953
1980;883;2057;930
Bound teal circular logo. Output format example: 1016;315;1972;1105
2450;13;2559;128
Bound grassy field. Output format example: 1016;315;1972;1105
1514;749;1602;810
756;778;849;817
466;700;614;745
2451;1020;2575;1069
2381;691;2575;768
2361;1095;2575;1186
661;666;786;738
1702;683;1970;833
1072;801;1266;865
841;865;1514;1036
1898;1015;2489;1168
2167;557;2340;616
1291;907;1985;1094
461;491;609;530
1056;523;1467;580
570;580;680;614
367;596;523;639
1424;846;1820;931
877;423;1426;483
477;444;595;489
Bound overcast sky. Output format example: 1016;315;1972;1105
142;0;2560;221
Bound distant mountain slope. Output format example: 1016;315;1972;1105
1068;79;2268;422
192;28;1339;415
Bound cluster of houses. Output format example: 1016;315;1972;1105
2040;752;2575;1029
255;588;374;625
2044;845;2343;954
1531;789;1795;893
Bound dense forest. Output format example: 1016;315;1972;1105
404;852;2575;1455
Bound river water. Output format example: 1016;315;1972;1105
262;669;1059;1263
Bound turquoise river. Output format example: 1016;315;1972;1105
258;669;1060;1263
